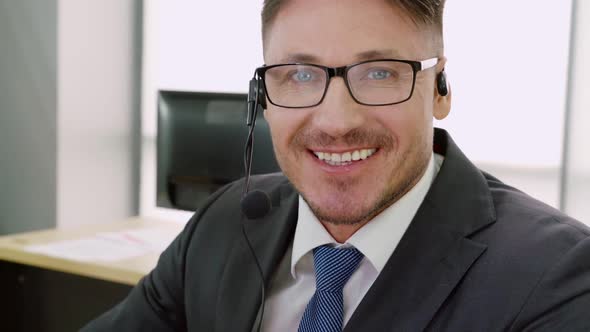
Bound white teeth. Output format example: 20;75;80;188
360;150;368;159
342;152;351;162
313;148;377;165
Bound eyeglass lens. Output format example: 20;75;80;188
263;61;415;107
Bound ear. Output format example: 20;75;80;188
434;78;451;120
433;57;451;120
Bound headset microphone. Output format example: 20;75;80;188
241;189;272;220
242;73;271;332
242;76;272;219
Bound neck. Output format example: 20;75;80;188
319;155;433;243
320;220;371;243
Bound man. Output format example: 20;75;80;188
83;0;590;331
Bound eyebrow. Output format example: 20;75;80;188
277;49;405;65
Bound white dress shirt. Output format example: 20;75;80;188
261;153;443;331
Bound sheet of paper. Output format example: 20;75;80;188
24;227;180;262
97;227;179;252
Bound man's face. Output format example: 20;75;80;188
263;0;449;226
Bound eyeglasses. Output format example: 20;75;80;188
255;57;438;108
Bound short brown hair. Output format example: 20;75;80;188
261;0;446;45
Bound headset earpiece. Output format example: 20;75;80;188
257;79;267;109
247;78;257;126
247;77;267;126
436;70;448;97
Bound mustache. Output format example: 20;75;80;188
291;128;394;149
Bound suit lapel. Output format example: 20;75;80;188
214;181;298;332
344;206;488;332
345;129;496;331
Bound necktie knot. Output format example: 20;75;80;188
312;245;364;292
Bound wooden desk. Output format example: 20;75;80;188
0;217;185;332
0;217;184;285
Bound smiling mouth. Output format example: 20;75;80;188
311;148;378;166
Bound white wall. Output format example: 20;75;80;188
441;1;571;168
141;0;573;220
562;0;590;223
0;0;58;234
57;0;142;228
0;1;142;233
438;0;572;207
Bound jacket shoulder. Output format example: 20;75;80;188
482;175;590;331
483;171;589;243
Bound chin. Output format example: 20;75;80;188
301;186;382;225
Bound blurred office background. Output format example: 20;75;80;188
0;0;588;235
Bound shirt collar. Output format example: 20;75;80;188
291;153;443;278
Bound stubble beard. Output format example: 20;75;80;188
279;127;432;226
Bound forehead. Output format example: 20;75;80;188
263;0;434;65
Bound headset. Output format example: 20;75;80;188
242;74;271;219
436;70;448;97
242;68;448;208
240;68;448;332
240;73;271;332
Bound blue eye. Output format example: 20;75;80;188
293;70;313;82
367;69;392;80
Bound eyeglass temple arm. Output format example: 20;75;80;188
419;57;439;71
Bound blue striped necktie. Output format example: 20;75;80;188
298;245;364;332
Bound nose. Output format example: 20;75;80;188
310;77;366;138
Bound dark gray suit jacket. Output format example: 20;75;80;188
82;129;590;331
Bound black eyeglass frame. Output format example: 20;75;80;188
255;57;439;108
